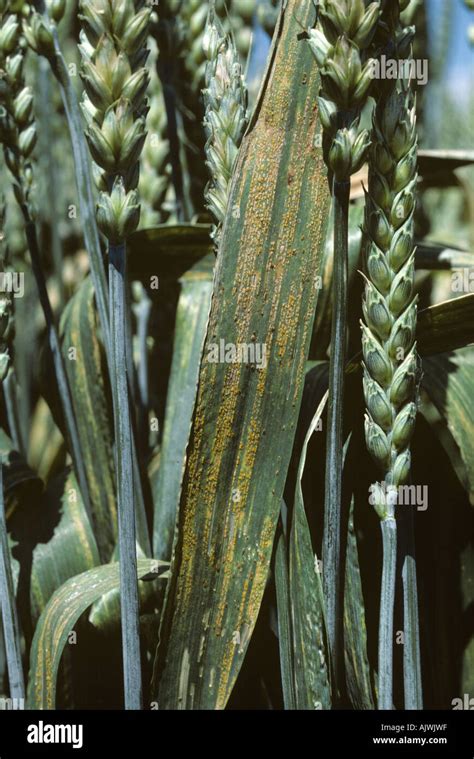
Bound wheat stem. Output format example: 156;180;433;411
399;504;422;708
378;517;396;710
308;0;381;685
362;0;422;711
78;0;153;708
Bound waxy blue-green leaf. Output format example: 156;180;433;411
290;389;331;709
152;254;214;561
274;522;296;710
58;277;117;560
88;542;162;635
41;23;111;360
42;277;150;560
344;497;375;709
9;468;100;642
294;363;374;709
153;0;331;709
27;558;168;709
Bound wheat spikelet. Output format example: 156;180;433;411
154;0;252;219
0;1;36;212
181;0;254;89
78;0;151;243
306;0;382;689
1;0;96;526
138;36;174;226
361;4;419;520
361;0;421;710
308;0;381;181
202;5;248;242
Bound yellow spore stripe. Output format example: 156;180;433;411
154;0;330;709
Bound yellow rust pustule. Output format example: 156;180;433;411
154;0;331;710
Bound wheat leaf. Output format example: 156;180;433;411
27;558;168;710
153;0;330;709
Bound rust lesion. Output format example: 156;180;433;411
156;0;331;708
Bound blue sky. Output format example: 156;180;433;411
250;0;473;104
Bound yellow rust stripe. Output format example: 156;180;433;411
154;0;330;709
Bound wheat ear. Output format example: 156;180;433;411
79;0;151;710
362;0;421;710
139;36;173;226
202;4;248;245
308;0;381;689
0;0;93;521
